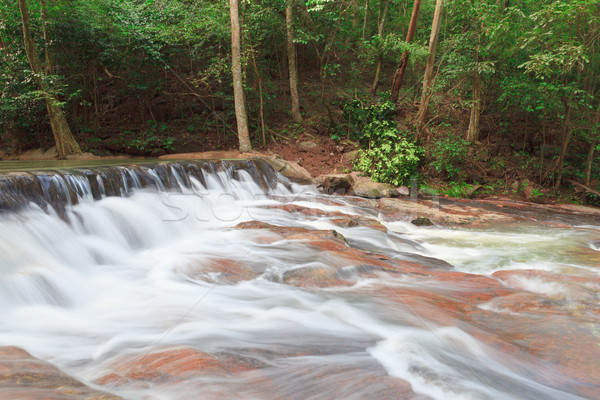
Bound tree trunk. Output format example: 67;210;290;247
466;72;481;142
229;0;251;152
370;0;390;96
553;98;573;192
362;0;369;40
416;0;444;138
584;102;600;187
286;1;303;124
248;37;267;147
390;0;422;103
39;0;53;74
18;0;81;158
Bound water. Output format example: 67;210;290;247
0;160;598;399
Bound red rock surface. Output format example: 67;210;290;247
0;346;121;400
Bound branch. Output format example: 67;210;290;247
565;178;600;197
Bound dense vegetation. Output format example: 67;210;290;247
1;0;599;202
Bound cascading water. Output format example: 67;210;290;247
0;160;598;400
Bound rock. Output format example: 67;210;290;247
97;347;227;385
341;150;359;164
260;155;313;184
315;174;353;194
159;151;242;160
464;184;483;198
176;258;259;284
6;147;58;161
379;197;514;226
411;217;433;226
299;141;317;150
351;176;398;199
0;346;121;399
397;185;410;196
282;265;351;288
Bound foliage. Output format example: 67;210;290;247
430;136;472;179
346;100;422;186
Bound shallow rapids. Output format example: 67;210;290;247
0;161;599;400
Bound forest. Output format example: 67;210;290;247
1;0;599;203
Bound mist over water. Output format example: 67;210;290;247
0;161;598;399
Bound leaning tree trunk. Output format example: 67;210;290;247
466;72;482;142
18;0;81;158
229;0;251;152
390;0;422;103
416;0;444;138
39;0;53;74
286;1;303;124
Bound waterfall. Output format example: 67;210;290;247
0;159;597;400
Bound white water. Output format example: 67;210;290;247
0;163;598;399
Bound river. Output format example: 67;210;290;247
0;160;598;399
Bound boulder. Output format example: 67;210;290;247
411;217;433;226
315;174;353;194
351;176;398;199
260;155;313;184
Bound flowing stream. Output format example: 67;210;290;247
0;160;598;400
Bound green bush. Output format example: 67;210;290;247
430;136;472;179
343;100;422;186
353;120;423;186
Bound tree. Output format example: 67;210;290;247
286;0;302;124
17;0;81;158
416;0;444;138
390;0;422;103
369;0;390;96
229;0;251;152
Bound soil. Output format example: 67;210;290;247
267;132;356;177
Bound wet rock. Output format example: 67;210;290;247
351;176;398;199
283;265;352;288
0;346;121;399
97;347;227;385
411;217;433;226
176;258;259;284
379;197;514;226
235;221;355;247
315;174;353;195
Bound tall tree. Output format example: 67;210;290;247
369;0;390;96
229;0;251;152
17;0;81;158
390;0;422;103
416;0;444;138
584;102;600;187
286;0;302;124
465;72;482;142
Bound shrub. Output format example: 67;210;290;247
430;136;471;179
353;120;423;186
